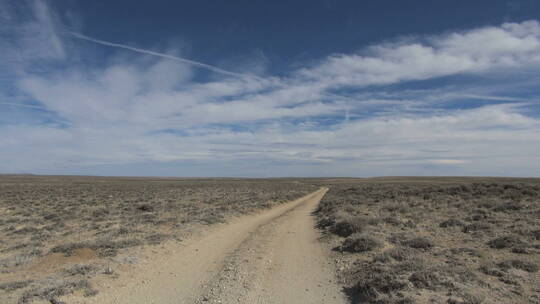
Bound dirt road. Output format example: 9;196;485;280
63;188;346;304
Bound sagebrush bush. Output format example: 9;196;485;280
403;237;434;250
64;264;96;276
462;223;491;233
331;215;366;237
532;229;540;241
385;246;415;261
479;263;505;277
439;218;464;228
493;202;523;212
352;265;407;302
487;235;526;249
0;280;33;292
341;233;381;253
498;259;538;273
409;270;442;290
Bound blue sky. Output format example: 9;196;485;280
1;0;540;177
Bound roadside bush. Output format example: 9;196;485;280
341;233;381;253
50;239;143;257
331;216;366;237
351;265;407;303
18;279;95;304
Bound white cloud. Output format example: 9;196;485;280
0;0;65;65
298;21;540;88
27;0;65;60
2;3;540;177
428;159;468;165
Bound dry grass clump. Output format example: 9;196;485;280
439;218;464;228
315;178;540;304
0;281;33;292
497;259;538;273
331;215;367;237
487;235;527;250
341;234;381;253
18;278;97;304
402;237;434;250
0;175;316;304
348;264;409;303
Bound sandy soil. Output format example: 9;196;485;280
60;187;346;304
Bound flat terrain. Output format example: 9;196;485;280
315;178;540;304
59;187;345;304
0;176;317;303
2;176;539;304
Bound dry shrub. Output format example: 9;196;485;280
462;223;491;233
493;202;523;212
341;233;381;253
532;229;540;241
385;246;415;261
64;264;96;276
409;270;444;290
0;280;33;292
403;237;434;250
479;263;505;277
331;215;366;237
487;235;526;249
18;279;96;304
439;218;464;228
350;265;408;303
497;259;538;273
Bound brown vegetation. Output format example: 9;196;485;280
315;178;540;304
0;175;316;304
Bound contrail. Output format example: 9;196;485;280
69;32;259;80
0;102;47;109
457;94;530;102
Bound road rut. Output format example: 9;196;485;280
62;188;346;304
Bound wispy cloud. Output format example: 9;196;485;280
0;101;47;109
2;1;540;176
452;94;535;102
69;32;263;80
0;0;65;64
